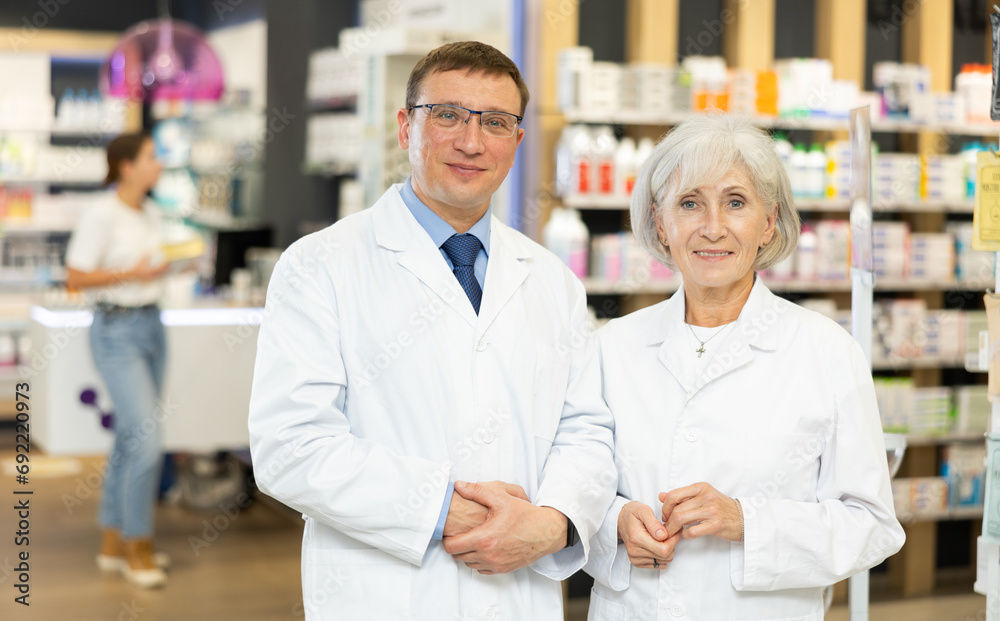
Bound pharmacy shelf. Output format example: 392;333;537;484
307;95;358;111
582;277;995;296
0;176;104;185
302;162;357;176
563;195;975;214
902;433;986;446
185;212;267;232
562;109;1000;136
872;356;967;371
795;199;975;214
897;506;984;524
1;220;75;233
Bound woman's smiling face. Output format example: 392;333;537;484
656;166;777;295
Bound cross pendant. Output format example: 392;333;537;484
696;344;705;357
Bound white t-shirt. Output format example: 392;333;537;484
65;193;165;307
682;320;736;377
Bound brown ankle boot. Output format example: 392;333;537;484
96;529;126;571
123;538;167;588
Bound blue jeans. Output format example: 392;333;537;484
89;306;166;539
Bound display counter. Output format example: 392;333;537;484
27;305;262;455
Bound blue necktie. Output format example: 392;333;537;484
441;234;483;314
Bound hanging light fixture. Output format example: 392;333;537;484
100;0;224;102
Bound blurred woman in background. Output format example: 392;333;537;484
65;132;170;589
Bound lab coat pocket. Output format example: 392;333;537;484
301;547;412;620
587;586;629;621
741;431;824;501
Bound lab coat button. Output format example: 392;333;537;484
476;339;488;351
483;605;498;620
684;429;698;442
481;430;495;444
670;604;684;617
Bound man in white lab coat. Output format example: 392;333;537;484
248;41;617;619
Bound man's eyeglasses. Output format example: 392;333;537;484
408;104;523;138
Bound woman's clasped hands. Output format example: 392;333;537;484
617;482;743;570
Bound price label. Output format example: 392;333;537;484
974;151;1000;250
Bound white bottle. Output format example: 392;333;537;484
615;137;637;198
789;144;809;198
555;125;574;197
56;88;75;128
543;207;569;264
806;143;827;199
591;126;617;195
773;132;793;179
636;137;654;178
566;208;590;278
796;224;818;280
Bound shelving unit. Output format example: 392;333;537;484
581;276;995;295
563;108;1000;136
533;0;990;605
563;194;976;214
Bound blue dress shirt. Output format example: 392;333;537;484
399;177;491;540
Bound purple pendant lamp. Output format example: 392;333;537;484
99;0;224;102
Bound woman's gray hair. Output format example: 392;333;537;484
630;114;800;271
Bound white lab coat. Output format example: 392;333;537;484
248;185;616;621
584;278;905;621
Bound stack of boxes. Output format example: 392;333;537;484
815;221;850;280
909;233;955;282
950;222;996;282
872;222;909;279
923;154;967;201
590;233;674;283
824;141;852;199
873;153;920;204
306;47;362;103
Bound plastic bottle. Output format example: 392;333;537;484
591;126;617;195
636;137;654;174
570;126;594;196
773;132;793;178
87;89;103;128
565;208;590;278
56;88;75;128
543;207;569;264
807;143;827;199
796;224;818;280
963;142;980;199
789;143;809;198
555;125;574;197
615;136;637;197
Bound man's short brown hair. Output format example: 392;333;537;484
405;41;530;116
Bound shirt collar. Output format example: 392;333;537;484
401;177;491;256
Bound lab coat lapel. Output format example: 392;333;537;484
653;278;780;398
475;221;530;340
653;288;699;394
372;186;478;327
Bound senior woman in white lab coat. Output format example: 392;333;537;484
584;115;905;621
